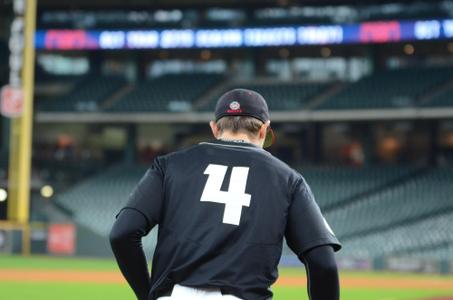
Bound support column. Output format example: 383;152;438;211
7;0;36;227
124;124;137;164
429;120;439;166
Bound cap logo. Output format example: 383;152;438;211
229;101;240;110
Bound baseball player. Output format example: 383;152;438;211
110;88;341;300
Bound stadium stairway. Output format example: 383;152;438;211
315;67;453;110
419;78;453;107
191;76;233;111
417;78;453;107
301;165;423;211
97;83;136;110
303;81;347;110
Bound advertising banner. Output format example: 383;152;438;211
47;223;76;255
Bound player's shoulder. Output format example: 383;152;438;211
271;155;307;190
151;143;212;168
151;144;198;165
261;150;301;178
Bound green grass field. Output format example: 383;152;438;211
1;255;453;300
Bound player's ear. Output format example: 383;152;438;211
210;121;220;138
259;121;270;140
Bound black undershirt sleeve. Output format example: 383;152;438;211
299;245;340;300
109;208;155;300
285;177;341;255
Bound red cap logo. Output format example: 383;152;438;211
227;101;242;113
229;101;240;110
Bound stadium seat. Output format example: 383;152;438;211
107;73;223;112
53;163;453;260
342;211;453;259
37;75;127;112
316;67;453;110
54;164;157;251
326;167;453;241
300;165;416;209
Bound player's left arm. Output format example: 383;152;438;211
300;245;339;300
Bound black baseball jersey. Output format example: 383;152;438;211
123;139;341;300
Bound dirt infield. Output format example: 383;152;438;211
1;269;453;290
276;276;453;290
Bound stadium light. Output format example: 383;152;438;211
404;44;415;55
200;49;212;60
40;185;54;198
321;47;332;57
0;188;7;202
279;48;290;58
448;42;453;53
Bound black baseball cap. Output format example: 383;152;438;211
214;88;275;148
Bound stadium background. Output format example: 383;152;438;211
0;0;453;299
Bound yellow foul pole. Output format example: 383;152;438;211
7;0;37;233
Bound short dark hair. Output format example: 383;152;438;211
216;116;263;138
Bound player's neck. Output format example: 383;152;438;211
217;132;261;147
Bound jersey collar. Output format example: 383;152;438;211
200;139;261;149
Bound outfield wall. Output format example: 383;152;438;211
1;222;452;274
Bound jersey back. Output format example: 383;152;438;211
123;140;340;300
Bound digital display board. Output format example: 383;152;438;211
35;18;453;50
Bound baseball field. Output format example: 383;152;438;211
0;255;452;300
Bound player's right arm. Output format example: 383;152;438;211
285;176;341;300
110;157;165;300
110;208;153;300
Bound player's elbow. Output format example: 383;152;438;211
109;221;134;249
303;245;339;281
109;226;126;248
314;258;338;278
309;252;338;277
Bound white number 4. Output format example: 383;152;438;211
200;164;251;226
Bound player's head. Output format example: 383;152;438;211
210;88;275;148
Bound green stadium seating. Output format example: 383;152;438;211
32;66;453;113
37;75;127;112
326;167;453;239
53;164;453;260
54;164;157;251
317;67;453;110
55;164;146;236
107;73;223;112
407;243;453;260
300;165;416;209
343;211;453;259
